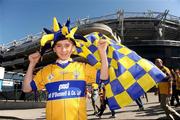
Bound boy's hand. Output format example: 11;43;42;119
28;51;41;66
97;39;108;54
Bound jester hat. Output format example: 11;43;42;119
40;17;87;55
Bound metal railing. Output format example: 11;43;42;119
74;10;180;25
0;32;42;52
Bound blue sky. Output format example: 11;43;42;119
0;0;180;45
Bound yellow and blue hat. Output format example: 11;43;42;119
40;17;87;55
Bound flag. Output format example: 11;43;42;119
73;32;166;110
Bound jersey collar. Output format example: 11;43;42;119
56;58;73;68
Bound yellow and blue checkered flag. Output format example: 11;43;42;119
73;32;166;110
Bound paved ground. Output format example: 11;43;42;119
0;93;179;120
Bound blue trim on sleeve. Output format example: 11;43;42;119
96;70;101;84
30;80;37;91
96;70;109;85
102;78;110;85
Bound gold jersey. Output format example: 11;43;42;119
31;61;98;120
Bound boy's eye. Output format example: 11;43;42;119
64;44;71;48
56;45;62;47
56;43;71;48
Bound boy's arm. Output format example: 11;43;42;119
98;39;108;80
23;52;41;92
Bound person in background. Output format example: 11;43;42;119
91;83;99;115
175;68;180;106
22;17;108;120
96;82;116;118
85;86;91;100
171;68;180;107
142;93;148;103
155;58;180;120
135;97;144;111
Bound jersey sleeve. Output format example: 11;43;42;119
85;64;100;84
30;69;46;91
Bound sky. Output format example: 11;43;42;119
0;0;180;45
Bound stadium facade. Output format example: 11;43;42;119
0;10;180;72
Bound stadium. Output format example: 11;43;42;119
0;6;180;119
0;10;180;72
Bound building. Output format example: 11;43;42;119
0;10;180;72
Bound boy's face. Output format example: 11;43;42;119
53;39;75;61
